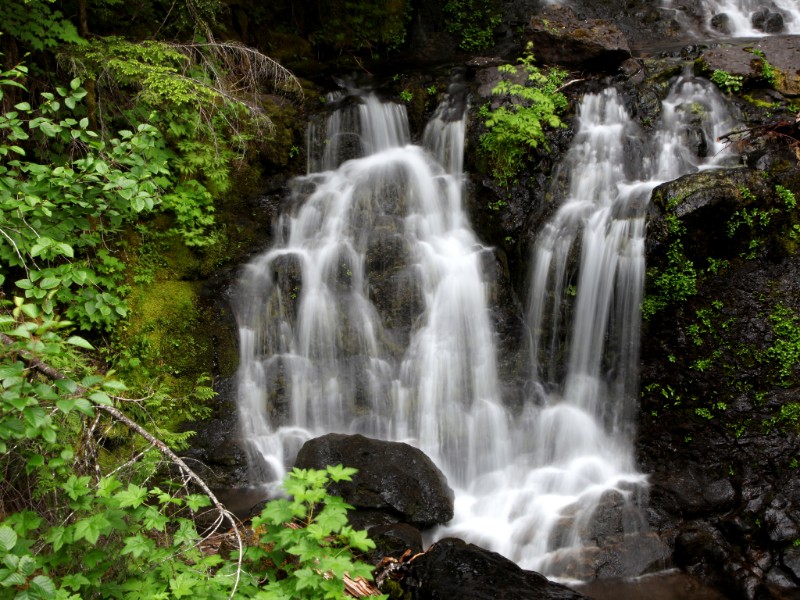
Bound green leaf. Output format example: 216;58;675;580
326;464;357;482
185;494;211;511
0;526;17;551
66;335;94;349
45;526;72;552
114;484;148;508
121;534;155;559
73;513;110;545
88;391;112;405
169;573;197;598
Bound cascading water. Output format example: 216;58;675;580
233;71;737;578
234;82;513;493
664;0;800;36
477;72;738;577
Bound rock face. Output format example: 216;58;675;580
527;5;631;71
403;538;588;600
699;36;800;96
641;132;800;599
294;433;454;529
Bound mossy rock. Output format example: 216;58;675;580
124;280;238;392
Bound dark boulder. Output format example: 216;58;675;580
403;537;588;599
752;9;785;34
710;13;732;35
294;433;454;528
368;522;424;562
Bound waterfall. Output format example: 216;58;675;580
436;72;737;577
234;83;512;491
665;0;800;36
233;72;737;577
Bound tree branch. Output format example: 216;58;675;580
0;332;244;599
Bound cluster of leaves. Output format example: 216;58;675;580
443;0;501;51
765;304;800;387
0;1;82;51
748;48;779;88
710;69;743;94
641;211;699;320
0;313;381;598
0;66;171;331
478;44;568;186
310;0;412;54
248;465;385;599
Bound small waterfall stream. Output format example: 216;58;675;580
234;84;512;492
665;0;800;36
233;73;737;578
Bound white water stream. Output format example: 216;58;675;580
233;73;737;577
665;0;800;36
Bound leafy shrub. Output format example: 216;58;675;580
478;44;568;185
710;70;743;94
443;0;501;51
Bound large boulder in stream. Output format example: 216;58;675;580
401;537;588;599
294;433;454;529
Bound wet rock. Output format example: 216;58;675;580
403;537;588;599
710;13;731;35
527;5;631;72
699;36;800;96
752;9;785;34
647;168;770;259
782;547;800;581
764;497;800;543
368;523;424;562
546;532;671;581
294;433;454;528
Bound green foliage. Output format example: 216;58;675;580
479;44;568;185
0;330;381;599
443;0;501;51
642;212;698;319
0;0;83;51
0;69;170;331
764;304;800;387
710;70;743;94
399;90;413;103
776;185;796;210
249;465;386;600
311;0;411;53
748;48;778;87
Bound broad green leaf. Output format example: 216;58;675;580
185;494;211;512
45;526;72;552
88;391;112;405
73;514;110;545
114;484;148;508
121;534;154;559
66;335;93;350
0;526;17;551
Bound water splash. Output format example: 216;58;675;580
664;0;800;36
